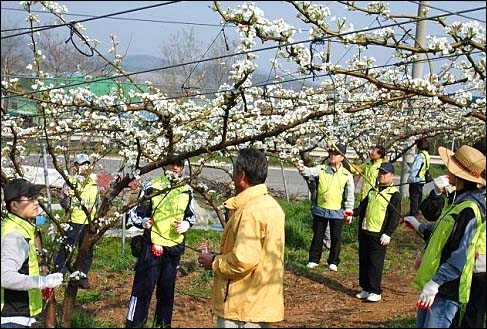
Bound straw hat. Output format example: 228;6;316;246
438;145;486;185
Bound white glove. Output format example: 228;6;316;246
417;280;440;309
433;175;450;194
176;220;190;234
380;233;391;246
142;218;153;229
403;216;420;231
39;273;64;289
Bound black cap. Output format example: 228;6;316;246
378;162;395;174
329;143;347;155
166;152;185;167
3;178;44;203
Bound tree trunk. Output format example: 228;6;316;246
61;280;78;328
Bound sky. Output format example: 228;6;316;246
1;1;486;74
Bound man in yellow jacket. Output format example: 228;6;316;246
198;148;286;328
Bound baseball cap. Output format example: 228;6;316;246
3;178;44;203
73;153;90;165
166;152;185;167
329;143;347;155
378;162;395;174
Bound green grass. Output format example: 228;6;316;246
77;290;115;304
71;309;117;328
92;237;136;273
382;314;416;328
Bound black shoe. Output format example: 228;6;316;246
79;279;90;289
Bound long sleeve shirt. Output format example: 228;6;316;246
407;152;426;184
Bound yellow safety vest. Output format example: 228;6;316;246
317;165;351;210
150;176;190;247
70;174;98;224
363;185;398;232
359;159;383;201
1;213;42;317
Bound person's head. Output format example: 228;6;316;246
377;162;395;186
328;143;346;167
3;178;43;219
415;138;430;152
164;152;185;176
232;148;268;194
370;145;385;161
438;144;486;189
73;153;91;174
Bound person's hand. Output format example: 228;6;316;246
417;280;440;310
151;244;164;257
176;220;190;234
433;175;450;194
402;216;420;231
380;233;391;246
198;252;215;270
142;217;153;229
39;273;63;289
343;210;353;224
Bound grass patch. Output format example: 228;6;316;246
92;237;135;272
71;308;117;328
382;314;416;328
77;290;115;303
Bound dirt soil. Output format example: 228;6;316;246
58;265;418;328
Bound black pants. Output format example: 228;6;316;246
450;272;486;328
409;182;424;216
125;242;184;328
54;222;93;283
309;216;344;266
358;231;387;295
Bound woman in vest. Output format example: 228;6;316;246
354;162;401;302
403;144;485;328
125;153;196;328
1;179;63;328
297;143;355;272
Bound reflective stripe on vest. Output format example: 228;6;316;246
359;159;383;201
317;165;350;210
150;176;190;247
1;213;42;316
412;200;482;303
70;175;98;224
363;185;398;232
418;150;431;179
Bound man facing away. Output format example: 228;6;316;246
198;148;286;328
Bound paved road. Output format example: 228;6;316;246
14;155;434;199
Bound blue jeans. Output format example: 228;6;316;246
416;296;459;328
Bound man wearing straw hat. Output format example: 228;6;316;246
403;144;486;328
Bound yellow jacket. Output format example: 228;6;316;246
212;184;285;323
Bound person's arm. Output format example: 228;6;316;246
299;165;322;179
182;186;196;227
212;209;263;279
383;191;402;236
343;173;355;212
1;232;41;290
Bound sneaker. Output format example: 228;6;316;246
366;293;381;302
306;262;319;269
355;291;370;299
329;264;338;272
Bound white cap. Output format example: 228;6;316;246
73;153;90;165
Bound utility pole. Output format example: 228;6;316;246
41;144;53;213
400;1;428;197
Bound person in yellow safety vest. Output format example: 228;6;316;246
353;162;401;302
402;144;486;328
126;152;196;328
407;138;431;216
1;179;64;328
296;142;355;272
351;145;387;202
55;153;99;289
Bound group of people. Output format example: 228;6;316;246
1;137;485;328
